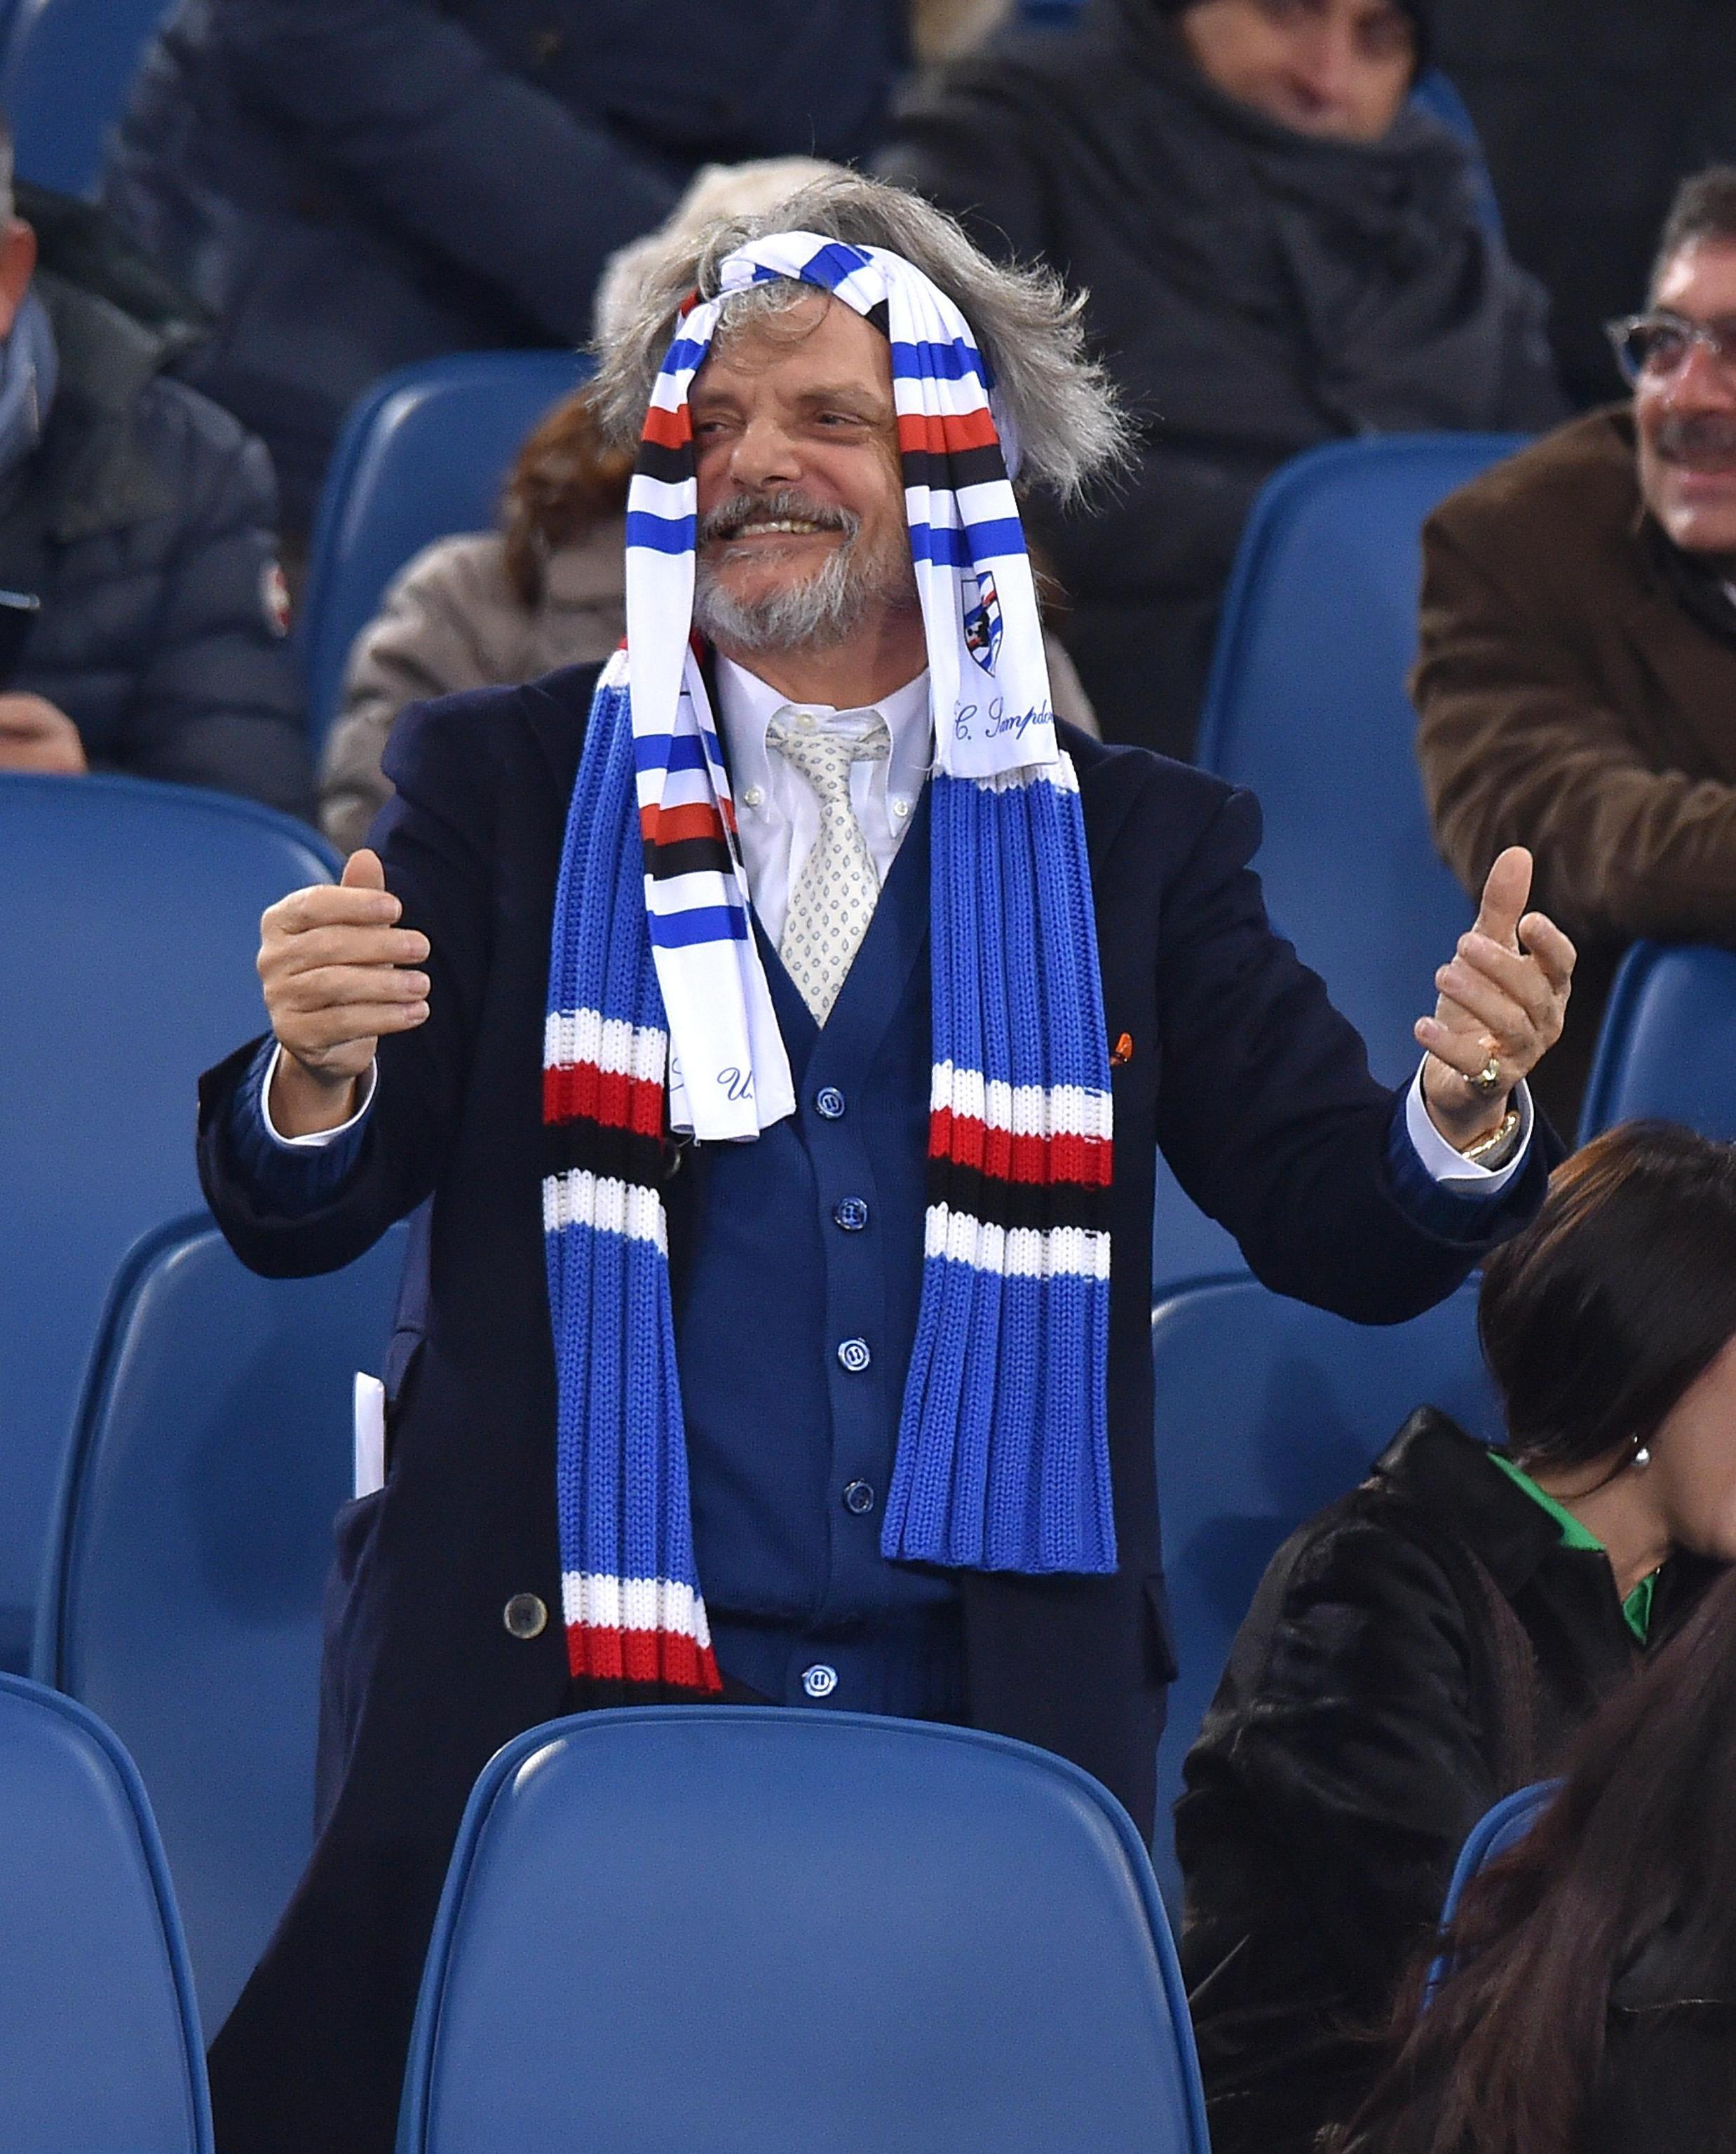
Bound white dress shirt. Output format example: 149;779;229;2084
712;652;933;949
264;650;1531;1191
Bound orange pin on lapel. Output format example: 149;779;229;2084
1110;1032;1134;1067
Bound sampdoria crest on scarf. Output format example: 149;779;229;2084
961;568;1003;673
540;234;1117;1695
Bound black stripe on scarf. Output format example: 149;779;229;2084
925;1158;1113;1238
542;1117;667;1189
644;833;738;881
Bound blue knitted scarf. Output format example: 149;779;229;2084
543;235;1115;1692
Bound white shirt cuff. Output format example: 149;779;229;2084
261;1042;378;1149
1404;1063;1533;1193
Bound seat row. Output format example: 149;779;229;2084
0;1644;1554;2152
0;1674;1212;2153
0;1192;1663;2046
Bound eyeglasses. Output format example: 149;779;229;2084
1605;310;1736;387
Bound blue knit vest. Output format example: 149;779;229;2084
673;789;964;1714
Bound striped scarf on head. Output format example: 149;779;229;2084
543;234;1115;1695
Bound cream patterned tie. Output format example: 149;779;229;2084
767;710;892;1023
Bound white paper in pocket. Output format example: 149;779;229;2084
353;1371;387;1501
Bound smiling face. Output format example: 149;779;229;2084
1635;238;1736;568
689;290;920;658
1177;0;1416;142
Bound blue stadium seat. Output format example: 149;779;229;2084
1151;1275;1498;1907
0;773;336;1674
0;1672;213;2152
37;1213;409;2035
1410;72;1504;238
0;0;174;196
1425;1778;1557;2000
400;1706;1212;2154
301;349;595;750
1576;942;1736;1145
1438;1780;1557;1930
1153;432;1532;1293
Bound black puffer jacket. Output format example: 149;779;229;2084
878;0;1565;754
1350;1930;1736;2154
1175;1409;1723;2154
102;0;908;529
0;194;311;818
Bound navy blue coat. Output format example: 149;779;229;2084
196;661;1554;2154
103;0;909;527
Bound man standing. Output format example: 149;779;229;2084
198;175;1572;2153
1417;167;1736;1133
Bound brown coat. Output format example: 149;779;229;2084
1414;407;1736;1132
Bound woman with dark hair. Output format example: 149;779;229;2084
1176;1121;1736;2154
1334;1561;1736;2154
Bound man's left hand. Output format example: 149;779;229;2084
1416;846;1575;1150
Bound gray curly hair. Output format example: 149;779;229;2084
589;170;1126;502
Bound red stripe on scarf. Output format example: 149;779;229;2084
543;1061;665;1134
567;1623;724;1693
641;402;693;450
639;797;737;846
928;1107;1113;1190
896;407;1000;456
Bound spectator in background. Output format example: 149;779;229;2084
878;0;1564;756
1178;1123;1736;2154
0;142;309;817
1416;168;1736;1137
319;158;1099;853
1332;1561;1736;2154
318;384;630;855
1430;0;1736;410
100;0;911;538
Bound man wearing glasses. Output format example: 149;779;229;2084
1413;165;1736;1134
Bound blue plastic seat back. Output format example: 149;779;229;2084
1152;433;1533;1294
0;0;175;195
39;1214;408;2035
1195;433;1531;1080
1576;943;1736;1145
0;774;337;1674
301;350;595;749
1438;1780;1557;1930
0;1672;212;2152
401;1707;1212;2154
1151;1275;1498;1908
1425;1779;1557;2002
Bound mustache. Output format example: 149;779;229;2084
696;489;859;545
1654;412;1736;473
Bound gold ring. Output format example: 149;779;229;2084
1470;1052;1503;1097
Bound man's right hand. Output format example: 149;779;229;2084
258;848;430;1136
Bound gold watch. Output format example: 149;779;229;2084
1460;1108;1522;1169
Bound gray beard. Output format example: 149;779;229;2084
693;526;919;654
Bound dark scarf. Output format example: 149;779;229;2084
1644;517;1736;651
1060;0;1547;438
